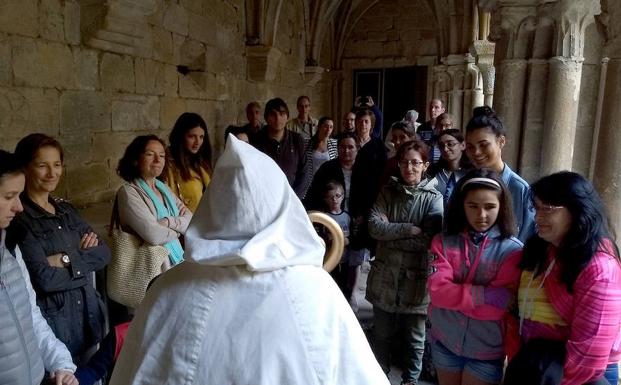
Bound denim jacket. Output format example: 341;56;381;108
7;194;110;357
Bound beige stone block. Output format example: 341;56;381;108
60;90;110;133
188;13;216;44
110;95;159;132
163;65;179;96
160;96;187;130
181;0;204;16
0;87;60;139
65;163;111;204
0;0;38;37
100;53;135;93
135;58;166;95
151;26;173;63
92;131;139;164
163;2;188;36
39;0;64;42
60;133;93;165
205;47;226;74
64;0;80;45
13;37;73;88
179;73;207;99
0;35;11;86
72;48;98;90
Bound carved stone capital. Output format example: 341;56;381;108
81;0;157;56
304;66;324;87
542;0;601;59
246;45;282;82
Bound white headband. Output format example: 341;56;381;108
461;177;501;191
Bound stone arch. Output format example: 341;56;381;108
244;0;284;46
514;16;537;59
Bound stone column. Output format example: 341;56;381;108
519;58;549;181
471;39;496;107
540;0;600;175
593;1;621;236
494;58;528;169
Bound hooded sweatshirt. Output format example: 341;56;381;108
110;136;388;385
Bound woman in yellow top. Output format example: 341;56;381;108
163;112;213;212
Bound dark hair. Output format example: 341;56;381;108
337;132;358;146
445;168;516;237
224;125;250;143
117;135;166;182
472;105;497;118
14;133;64;168
391;121;416;137
396;139;429;164
431;129;472;173
0;150;24;180
466;106;506;138
264;98;289;121
355;109;375;128
308;116;334;151
167;112;212;181
520;171;620;292
296;95;310;106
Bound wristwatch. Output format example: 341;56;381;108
61;254;71;267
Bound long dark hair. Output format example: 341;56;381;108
308;116;334;151
430;129;471;175
0;150;24;180
520;171;619;292
445;168;516;238
168;112;212;180
117;135;166;182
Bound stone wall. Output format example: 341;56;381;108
337;0;438;120
0;0;329;207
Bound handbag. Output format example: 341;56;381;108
106;196;169;308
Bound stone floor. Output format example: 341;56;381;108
352;262;436;385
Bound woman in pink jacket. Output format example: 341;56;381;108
504;172;621;385
428;168;523;385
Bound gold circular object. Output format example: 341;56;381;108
307;211;345;273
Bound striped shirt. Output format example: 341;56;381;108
518;240;621;385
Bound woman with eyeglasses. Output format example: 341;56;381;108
429;129;471;209
366;139;444;385
504;171;621;385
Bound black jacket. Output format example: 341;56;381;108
303;158;347;212
7;194;110;357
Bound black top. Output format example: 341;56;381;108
7;194;110;357
252;128;307;198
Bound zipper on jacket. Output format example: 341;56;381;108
1;280;33;385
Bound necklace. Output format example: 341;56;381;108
519;257;556;335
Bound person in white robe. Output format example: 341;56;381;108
110;135;389;385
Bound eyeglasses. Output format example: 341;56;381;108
398;159;425;168
438;141;459;149
534;203;564;215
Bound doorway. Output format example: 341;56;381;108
353;66;428;138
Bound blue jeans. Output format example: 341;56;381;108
605;363;618;385
431;339;504;384
372;307;426;383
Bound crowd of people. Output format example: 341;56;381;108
1;94;620;385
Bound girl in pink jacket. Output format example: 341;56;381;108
428;169;523;385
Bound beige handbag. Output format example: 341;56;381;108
106;196;169;308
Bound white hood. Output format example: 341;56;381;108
184;135;325;271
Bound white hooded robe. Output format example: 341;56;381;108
110;136;388;385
